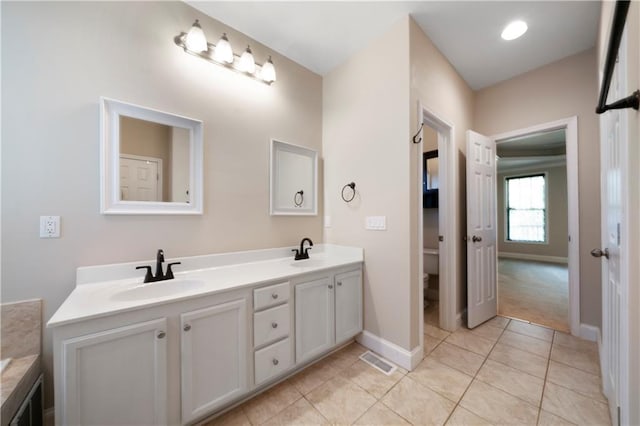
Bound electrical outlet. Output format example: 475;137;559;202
40;216;60;238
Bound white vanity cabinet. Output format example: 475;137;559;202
50;245;363;425
57;318;168;425
295;268;362;363
180;299;248;424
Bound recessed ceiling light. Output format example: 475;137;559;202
501;20;528;41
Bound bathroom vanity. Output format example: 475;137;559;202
48;244;362;425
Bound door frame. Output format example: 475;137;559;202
417;103;458;342
491;116;580;336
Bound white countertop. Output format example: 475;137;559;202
48;244;363;328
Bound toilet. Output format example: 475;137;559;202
423;248;439;305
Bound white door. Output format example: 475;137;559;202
295;277;334;363
335;270;363;343
466;130;498;328
180;299;248;424
596;29;628;426
120;155;161;201
61;318;168;425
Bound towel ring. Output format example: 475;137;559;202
341;182;356;203
294;190;304;207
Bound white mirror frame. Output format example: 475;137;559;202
100;97;203;215
270;139;318;216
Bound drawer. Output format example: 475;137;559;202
254;304;290;348
254;281;289;311
254;338;291;386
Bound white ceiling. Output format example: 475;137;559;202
188;1;600;90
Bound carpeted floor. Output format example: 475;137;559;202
497;258;569;332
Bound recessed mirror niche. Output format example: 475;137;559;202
100;98;203;214
270;139;318;215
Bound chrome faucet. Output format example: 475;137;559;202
292;238;313;261
136;249;181;283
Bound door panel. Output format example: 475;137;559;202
335;270;363;343
61;318;168;425
466;130;498;328
180;299;248;424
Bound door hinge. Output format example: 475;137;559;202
617;223;620;246
439;235;444;242
568;235;571;242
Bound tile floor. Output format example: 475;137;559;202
204;317;610;426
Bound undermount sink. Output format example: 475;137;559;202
290;259;327;268
110;279;205;301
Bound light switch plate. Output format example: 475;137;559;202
40;216;60;238
324;216;332;228
365;216;386;230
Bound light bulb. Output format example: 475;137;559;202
501;20;528;41
213;33;234;64
238;45;256;74
261;56;276;83
185;19;208;52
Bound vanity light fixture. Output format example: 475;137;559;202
174;20;277;85
501;20;528;41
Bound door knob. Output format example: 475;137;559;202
472;235;482;242
590;248;609;259
183;324;191;332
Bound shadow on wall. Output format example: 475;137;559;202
459;149;467;315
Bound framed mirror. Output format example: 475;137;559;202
270;139;318;215
100;97;203;214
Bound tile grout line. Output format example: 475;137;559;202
535;330;555;425
440;319;512;425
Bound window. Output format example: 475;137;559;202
506;174;546;242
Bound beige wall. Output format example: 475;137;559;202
474;48;601;328
410;18;475;332
120;116;172;201
497;165;569;258
323;17;413;349
1;1;322;407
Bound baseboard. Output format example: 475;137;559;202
357;330;422;371
456;311;463;329
499;252;568;264
44;407;55;426
579;323;599;342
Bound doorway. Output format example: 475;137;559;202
491;117;580;335
417;105;458;351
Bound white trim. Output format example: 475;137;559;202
491;116;580;337
498;252;568;264
579;323;600;342
417;103;458;335
356;330;423;370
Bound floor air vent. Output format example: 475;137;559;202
359;351;397;376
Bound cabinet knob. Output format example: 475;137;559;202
272;293;279;299
271;322;278;329
157;331;166;339
337;281;342;286
183;324;191;332
272;358;279;366
328;284;333;289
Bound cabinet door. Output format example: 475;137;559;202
61;318;168;425
295;277;334;363
181;298;248;423
335;270;363;343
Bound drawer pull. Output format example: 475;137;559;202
272;293;279;299
272;358;279;366
157;331;166;339
183;324;191;332
337;281;342;286
271;322;278;329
